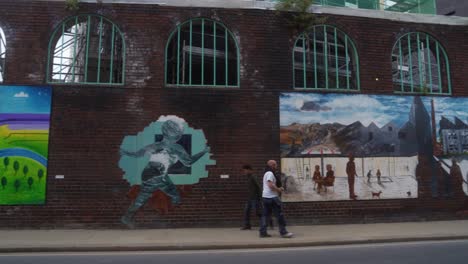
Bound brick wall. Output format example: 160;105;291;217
0;0;467;228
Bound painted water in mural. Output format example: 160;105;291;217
0;85;51;205
280;92;468;202
119;115;215;227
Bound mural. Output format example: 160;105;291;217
280;92;468;201
429;98;468;197
0;85;52;205
119;115;215;227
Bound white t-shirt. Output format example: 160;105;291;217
262;171;278;198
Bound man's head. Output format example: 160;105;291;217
162;120;183;142
242;164;253;175
314;165;320;171
267;160;277;170
326;164;332;171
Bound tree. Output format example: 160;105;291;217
13;161;19;176
23;165;29;177
38;169;44;181
27;177;34;189
14;179;20;192
275;0;325;32
1;177;6;189
3;157;9;171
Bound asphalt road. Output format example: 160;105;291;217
1;240;467;264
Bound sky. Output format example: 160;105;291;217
0;86;52;114
280;93;468;133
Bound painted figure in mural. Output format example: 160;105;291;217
376;169;382;184
367;170;372;183
259;160;293;238
346;154;358;200
241;164;262;230
449;158;463;195
120;119;210;227
312;165;322;191
317;164;335;191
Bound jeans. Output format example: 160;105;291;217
259;197;287;235
243;199;261;227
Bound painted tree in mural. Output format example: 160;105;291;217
27;177;33;189
3;157;9;170
37;169;44;181
13;161;19;176
14;179;20;192
1;177;6;189
23;165;29;177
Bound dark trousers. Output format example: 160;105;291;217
243;199;261;227
259;197;287;235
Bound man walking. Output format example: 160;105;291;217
241;164;261;230
346;154;358;200
259;160;293;238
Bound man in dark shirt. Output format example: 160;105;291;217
241;164;261;230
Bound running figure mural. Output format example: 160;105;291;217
119;115;215;227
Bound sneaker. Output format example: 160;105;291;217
259;233;272;238
240;226;251;230
281;232;294;238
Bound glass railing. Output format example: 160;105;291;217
260;0;436;15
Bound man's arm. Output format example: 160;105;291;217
267;180;283;194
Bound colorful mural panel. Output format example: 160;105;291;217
0;85;52;205
119;115;215;227
280;92;468;201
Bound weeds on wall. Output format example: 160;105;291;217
65;0;80;12
275;0;326;32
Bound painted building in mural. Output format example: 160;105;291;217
0;0;467;228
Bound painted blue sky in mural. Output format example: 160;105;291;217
0;86;52;114
280;93;468;133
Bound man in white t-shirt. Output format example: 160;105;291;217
259;160;293;238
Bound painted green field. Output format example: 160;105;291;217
0;126;49;157
0;156;47;205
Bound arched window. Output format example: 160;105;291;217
47;15;125;85
165;18;239;87
0;27;6;82
392;32;451;94
293;25;359;90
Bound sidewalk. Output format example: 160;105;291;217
1;220;468;252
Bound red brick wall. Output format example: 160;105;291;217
0;0;467;228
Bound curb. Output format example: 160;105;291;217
1;235;468;253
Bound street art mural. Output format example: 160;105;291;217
0;85;52;205
119;115;215;227
280;92;468;202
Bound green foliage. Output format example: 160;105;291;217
65;0;80;12
275;0;326;32
38;169;44;181
3;157;9;169
1;177;6;189
13;160;19;175
23;165;29;177
14;179;20;192
27;177;34;189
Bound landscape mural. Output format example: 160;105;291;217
280;92;468;202
0;85;52;205
119;115;216;227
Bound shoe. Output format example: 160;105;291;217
259;233;272;238
281;232;294;238
240;226;251;230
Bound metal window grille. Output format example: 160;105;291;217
293;25;360;91
391;32;451;95
0;28;6;82
47;15;125;85
165;18;240;87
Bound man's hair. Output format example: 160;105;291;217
242;164;253;170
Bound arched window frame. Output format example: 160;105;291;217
47;14;126;85
165;18;240;88
0;27;6;82
293;24;360;91
391;32;451;95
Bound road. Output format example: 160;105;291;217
1;240;467;264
